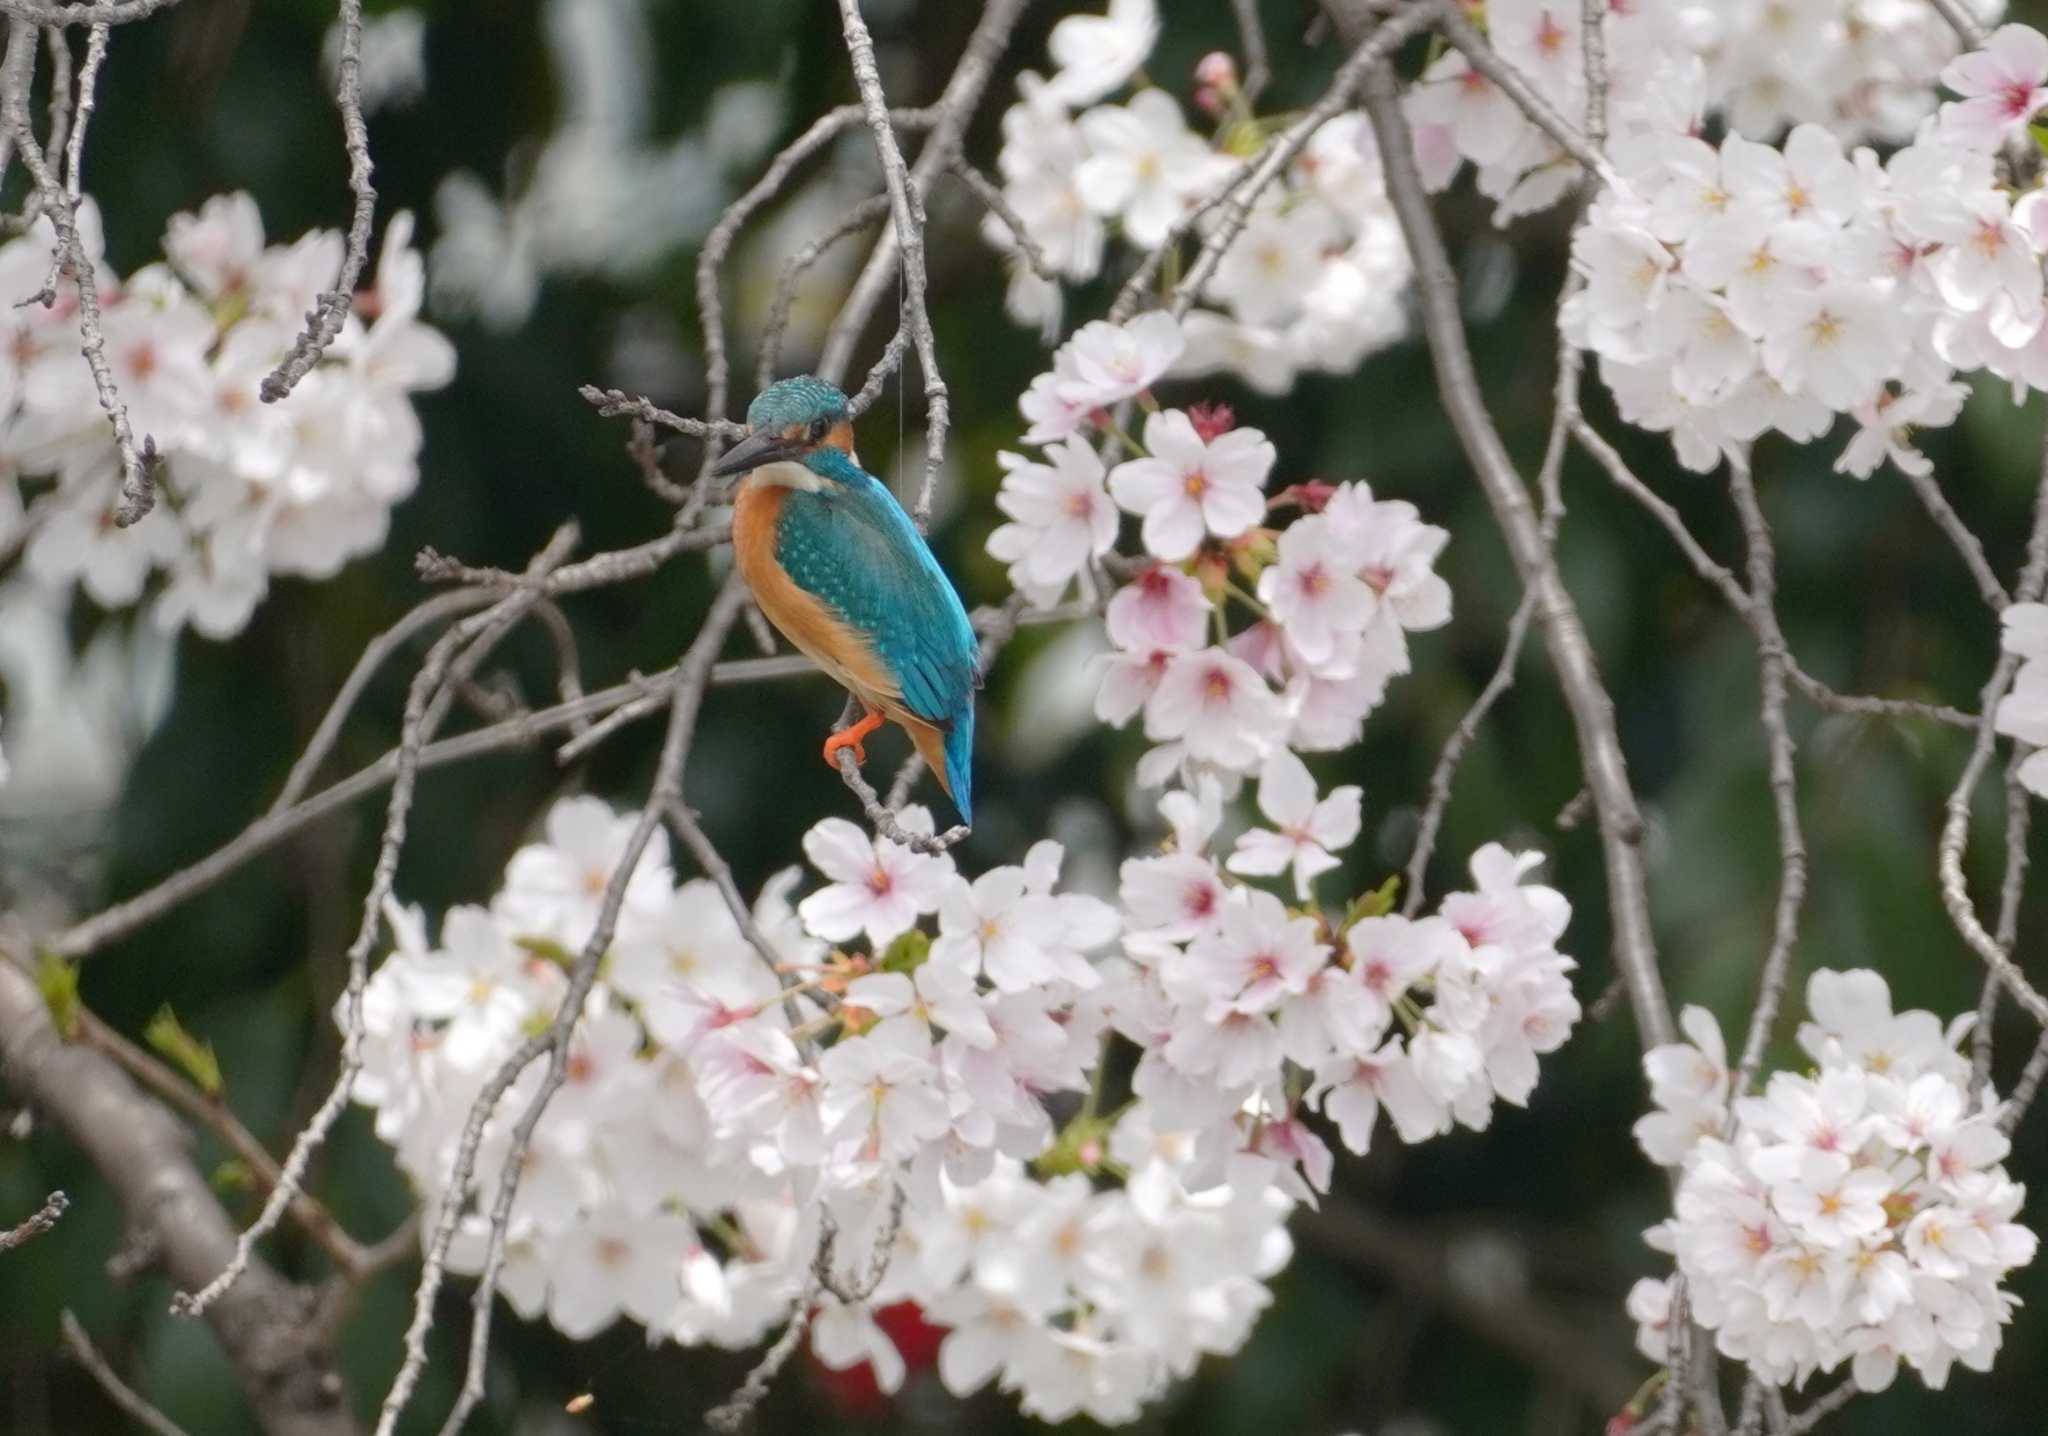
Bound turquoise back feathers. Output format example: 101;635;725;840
777;446;979;820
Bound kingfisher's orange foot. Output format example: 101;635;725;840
822;709;886;768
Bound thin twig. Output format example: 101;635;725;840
946;156;1054;281
833;0;950;529
1936;438;2048;1033
1728;454;1808;1100
1431;0;1617;186
1404;593;1536;916
3;18;157;525
75;1010;373;1276
60;1312;192;1436
259;0;371;402
1362;56;1674;1050
756;192;892;389
834;744;970;853
1926;0;1990;49
1230;0;1272;105
173;528;583;1319
63;21;104;194
815;0;1029;387
0;1189;66;1252
1902;465;2009;610
1780;1380;1856;1435
390;576;749;1436
1168;4;1439;325
696;103;936;476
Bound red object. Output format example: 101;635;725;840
1604;1412;1638;1436
809;1301;947;1418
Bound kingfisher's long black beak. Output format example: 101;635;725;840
708;427;799;479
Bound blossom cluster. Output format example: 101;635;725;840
982;0;1410;393
3;194;453;639
350;753;1582;1422
1628;970;2036;1395
1564;22;2048;479
989;312;1451;766
1407;1;2000;227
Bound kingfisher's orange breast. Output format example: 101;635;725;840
732;480;902;710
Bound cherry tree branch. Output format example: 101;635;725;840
0;958;353;1436
259;0;371;402
0;1187;67;1252
60;1311;194;1436
1362;56;1675;1051
1727;454;1809;1099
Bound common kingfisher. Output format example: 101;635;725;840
710;376;979;824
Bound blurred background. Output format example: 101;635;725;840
3;1;2048;1433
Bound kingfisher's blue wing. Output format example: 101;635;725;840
773;469;978;728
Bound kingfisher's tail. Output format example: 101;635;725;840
942;705;974;826
906;707;974;826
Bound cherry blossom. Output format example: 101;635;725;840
1636;972;2037;1395
1940;21;2048;151
1226;748;1362;900
1107;408;1273;561
986;439;1119;608
1041;0;1158;107
796;813;953;947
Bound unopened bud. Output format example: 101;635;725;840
1194;51;1238;93
1187;400;1236;442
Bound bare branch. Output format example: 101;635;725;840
259;0;372;402
1728;454;1809;1099
578;385;748;442
1936;437;2048;1032
0;0;184;24
1579;0;1608;152
756;191;892;390
174;527;583;1319
382;575;750;1436
74;1009;373;1278
1973;752;2031;1092
1229;0;1272;105
816;0;1030;387
834;743;970;853
60;1311;193;1436
1431;0;1617;186
1362;57;1675;1050
1925;0;1990;50
833;0;951;529
3;18;157;525
1405;593;1536;916
0;959;352;1436
63;20;104;194
945;156;1054;281
0;1187;66;1252
1902;464;2009;610
1780;1379;1857;1435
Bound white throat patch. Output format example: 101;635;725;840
744;459;830;494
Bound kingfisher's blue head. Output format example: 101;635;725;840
709;376;856;481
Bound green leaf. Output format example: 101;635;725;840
211;1160;254;1195
514;934;576;967
35;952;80;1039
1032;1112;1115;1178
144;1005;223;1097
878;928;931;974
1340;875;1401;932
2030;122;2048;158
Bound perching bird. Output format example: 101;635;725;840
710;376;979;824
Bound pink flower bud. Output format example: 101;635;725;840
1195;51;1238;92
1187;401;1236;442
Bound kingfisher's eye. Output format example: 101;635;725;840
809;416;831;442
